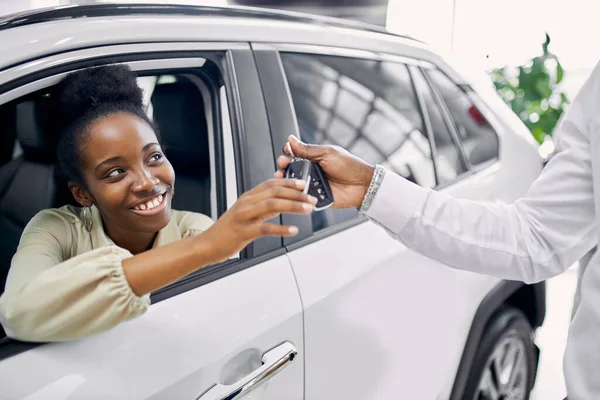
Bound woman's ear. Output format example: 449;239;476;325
68;182;93;207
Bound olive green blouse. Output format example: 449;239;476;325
0;205;213;342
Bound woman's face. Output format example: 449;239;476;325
73;112;175;234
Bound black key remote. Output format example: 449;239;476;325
284;158;311;195
308;162;334;210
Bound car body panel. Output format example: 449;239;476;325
0;257;304;400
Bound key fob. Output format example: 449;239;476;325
285;159;311;195
308;162;334;210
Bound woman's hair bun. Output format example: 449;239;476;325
56;64;144;129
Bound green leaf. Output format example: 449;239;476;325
556;59;564;84
532;127;545;144
486;32;568;144
535;78;552;98
543;33;551;55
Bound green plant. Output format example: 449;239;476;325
488;33;569;144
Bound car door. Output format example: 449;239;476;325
0;42;303;400
254;44;509;399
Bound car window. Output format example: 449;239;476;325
426;68;499;166
0;60;235;309
0;102;20;297
0;104;18;165
280;53;435;232
144;73;215;217
409;67;467;185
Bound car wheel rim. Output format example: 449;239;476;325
474;333;528;400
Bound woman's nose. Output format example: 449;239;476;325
132;169;160;192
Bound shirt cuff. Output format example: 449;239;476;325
365;169;431;234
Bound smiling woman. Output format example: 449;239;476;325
0;65;317;342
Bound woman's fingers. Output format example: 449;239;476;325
242;198;314;221
247;179;317;207
222;177;317;245
249;177;305;195
251;185;317;205
255;222;300;237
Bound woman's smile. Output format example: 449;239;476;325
130;190;169;216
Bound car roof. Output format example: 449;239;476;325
0;3;479;91
0;3;442;76
0;3;419;42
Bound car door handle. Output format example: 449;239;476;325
197;342;297;400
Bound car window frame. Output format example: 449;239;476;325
420;62;501;191
408;65;472;185
423;67;501;172
0;42;284;358
254;43;439;249
421;65;472;171
396;59;503;186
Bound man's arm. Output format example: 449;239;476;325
278;62;600;284
367;64;598;283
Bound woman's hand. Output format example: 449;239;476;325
275;136;375;209
202;178;317;263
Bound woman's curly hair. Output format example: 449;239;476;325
54;64;158;184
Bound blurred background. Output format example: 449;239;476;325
1;0;591;398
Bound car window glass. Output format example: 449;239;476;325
426;68;499;166
410;67;467;185
281;53;436;232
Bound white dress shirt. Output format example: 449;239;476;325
365;62;600;400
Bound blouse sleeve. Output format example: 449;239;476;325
0;211;149;342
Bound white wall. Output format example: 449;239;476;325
386;0;598;98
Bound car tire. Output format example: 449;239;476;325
462;307;536;400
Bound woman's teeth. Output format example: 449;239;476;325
134;194;164;211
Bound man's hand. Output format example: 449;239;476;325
275;135;375;209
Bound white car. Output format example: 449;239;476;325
0;4;545;400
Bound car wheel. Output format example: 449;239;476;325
463;307;536;400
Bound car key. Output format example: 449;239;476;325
285;158;312;195
284;141;334;210
308;162;334;210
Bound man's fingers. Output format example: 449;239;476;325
283;135;314;161
277;155;292;171
286;135;309;158
284;135;333;163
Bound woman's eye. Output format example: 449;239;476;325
106;169;125;179
149;153;163;163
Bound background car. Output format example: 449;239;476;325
0;4;545;399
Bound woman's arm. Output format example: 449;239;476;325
0;179;314;341
0;237;144;342
122;178;314;295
